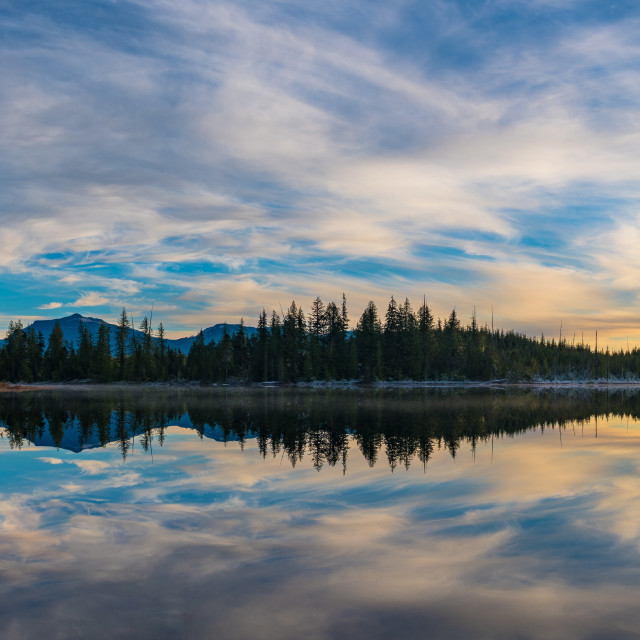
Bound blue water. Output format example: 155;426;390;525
1;388;639;639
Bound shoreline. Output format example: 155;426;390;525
4;379;640;393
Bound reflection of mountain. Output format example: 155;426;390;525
5;313;257;354
1;388;638;471
30;415;239;453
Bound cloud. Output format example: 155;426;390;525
2;1;640;344
73;292;110;307
38;302;63;310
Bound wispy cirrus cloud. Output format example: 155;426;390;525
1;0;640;344
73;292;110;307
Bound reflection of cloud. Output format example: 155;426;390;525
70;460;111;475
2;418;640;636
38;456;111;474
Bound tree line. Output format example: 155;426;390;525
2;295;640;383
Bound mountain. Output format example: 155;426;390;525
171;323;258;353
25;312;112;344
2;313;257;355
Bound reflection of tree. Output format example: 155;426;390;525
3;388;640;472
308;429;330;472
115;406;130;460
47;407;68;448
356;431;383;468
96;410;112;447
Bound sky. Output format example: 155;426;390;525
2;0;640;345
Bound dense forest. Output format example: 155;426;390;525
2;295;640;383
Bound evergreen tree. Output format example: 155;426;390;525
417;298;435;379
186;329;207;380
76;321;94;379
216;325;233;381
94;323;112;381
325;301;344;378
253;310;269;381
308;297;327;379
309;297;327;338
342;293;349;332
438;309;463;378
4;320;28;381
139;316;153;380
116;307;128;380
269;311;283;381
232;318;250;378
383;296;401;378
43;321;66;381
282;302;306;382
129;314;142;380
398;298;419;378
154;322;167;380
464;309;489;380
356;301;382;381
23;327;43;381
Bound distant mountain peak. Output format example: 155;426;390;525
4;313;257;354
59;313;105;324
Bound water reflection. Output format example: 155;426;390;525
1;388;640;639
1;387;637;471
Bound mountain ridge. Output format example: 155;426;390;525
2;313;257;355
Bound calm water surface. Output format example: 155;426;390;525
1;387;640;639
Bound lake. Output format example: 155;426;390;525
1;386;639;639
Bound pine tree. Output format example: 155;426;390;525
4;320;27;381
76;321;94;379
309;297;327;338
216;325;233;381
232;318;250;378
417;298;434;380
398;298;419;378
325;301;344;378
269;311;283;381
253;310;269;381
116;307;128;380
383;296;401;378
186;329;207;380
139;316;153;380
308;297;327;379
356;301;382;381
154;322;167;380
94;323;112;381
282;302;306;382
438;309;463;378
44;321;66;381
25;326;43;381
341;293;349;332
129;314;142;380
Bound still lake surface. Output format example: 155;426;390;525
1;386;640;639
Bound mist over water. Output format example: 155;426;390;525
1;388;640;639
